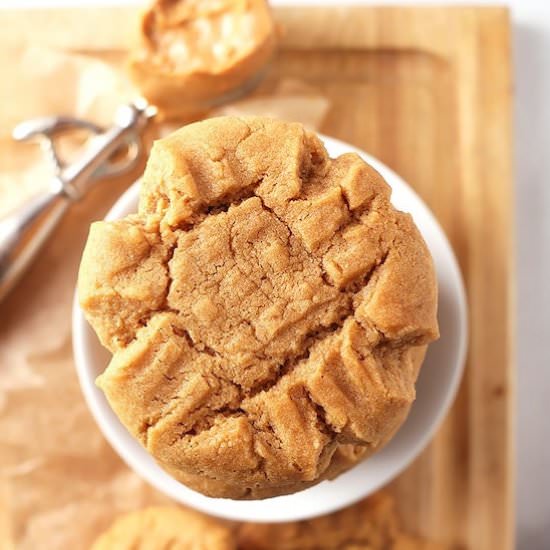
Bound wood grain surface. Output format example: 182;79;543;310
0;6;514;550
270;8;514;549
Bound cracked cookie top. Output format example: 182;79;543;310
78;116;439;499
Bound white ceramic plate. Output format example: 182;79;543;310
72;135;468;523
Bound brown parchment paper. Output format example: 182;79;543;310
0;9;329;550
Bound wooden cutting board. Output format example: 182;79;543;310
0;5;514;550
280;6;514;547
271;9;515;549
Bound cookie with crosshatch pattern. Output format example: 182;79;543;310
79;116;438;499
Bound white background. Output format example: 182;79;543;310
4;0;549;548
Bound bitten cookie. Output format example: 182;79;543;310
91;506;235;550
79;116;438;499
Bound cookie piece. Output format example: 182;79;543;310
79;116;439;499
238;492;398;549
237;492;446;550
392;534;447;550
91;506;235;550
129;0;277;118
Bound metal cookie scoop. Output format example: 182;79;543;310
0;99;157;303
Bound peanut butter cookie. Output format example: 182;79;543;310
91;506;235;550
79;116;438;499
238;492;446;549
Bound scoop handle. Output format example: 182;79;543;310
0;185;70;301
0;99;156;303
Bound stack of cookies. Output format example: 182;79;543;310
79;115;439;548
